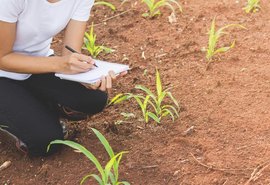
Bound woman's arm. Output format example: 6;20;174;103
0;21;93;74
62;19;87;56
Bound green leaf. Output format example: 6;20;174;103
100;46;115;54
152;10;161;17
168;0;183;12
135;85;156;100
142;0;154;11
162;105;179;117
243;0;260;13
48;140;105;181
166;92;179;109
157;91;166;109
114;150;126;181
80;174;103;185
207;17;217;60
143;95;150;110
142;12;150;17
147;99;158;114
153;0;166;11
213;40;235;55
94;1;116;11
104;152;127;179
92;128;115;158
160;2;175;13
109;93;131;105
145;111;149;123
133;95;145;115
109;93;124;105
109;171;116;184
92;128;121;182
147;112;161;123
93;46;103;58
156;69;163;97
161;109;175;122
217;24;246;36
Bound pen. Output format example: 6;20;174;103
65;45;98;67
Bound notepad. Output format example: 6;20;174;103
55;60;129;84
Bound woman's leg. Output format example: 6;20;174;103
24;73;108;118
0;78;64;156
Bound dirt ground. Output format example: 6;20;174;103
1;0;270;184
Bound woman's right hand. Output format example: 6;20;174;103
57;53;95;74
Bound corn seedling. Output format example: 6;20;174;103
110;69;179;124
243;0;261;13
47;128;129;185
94;1;116;11
83;23;114;58
141;0;182;18
205;17;246;62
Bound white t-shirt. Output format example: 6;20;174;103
0;0;94;80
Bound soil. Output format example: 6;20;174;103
1;0;270;184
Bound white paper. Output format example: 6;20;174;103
55;60;129;84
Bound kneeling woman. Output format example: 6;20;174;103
0;0;118;156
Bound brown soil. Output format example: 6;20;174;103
1;0;270;184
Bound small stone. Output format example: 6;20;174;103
173;170;180;176
183;126;195;136
0;161;11;171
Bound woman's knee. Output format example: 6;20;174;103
25;124;64;157
79;90;108;115
92;90;108;113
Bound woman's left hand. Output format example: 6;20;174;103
81;70;127;92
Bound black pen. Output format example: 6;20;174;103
65;45;98;67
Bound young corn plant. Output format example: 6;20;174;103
110;69;179;124
243;0;261;13
83;23;114;58
47;128;129;185
141;0;182;18
94;1;116;11
204;17;246;62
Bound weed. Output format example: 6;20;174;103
110;69;179;124
94;1;116;11
243;0;261;13
83;23;114;58
120;112;136;119
114;113;135;125
47;128;129;185
204;17;246;62
141;0;182;18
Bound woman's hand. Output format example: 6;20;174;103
82;70;127;92
58;53;95;74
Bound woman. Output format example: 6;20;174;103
0;0;118;156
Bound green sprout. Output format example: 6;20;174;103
94;1;116;11
110;69;179;124
47;128;129;185
204;17;246;62
141;0;182;18
243;0;261;13
83;23;114;58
